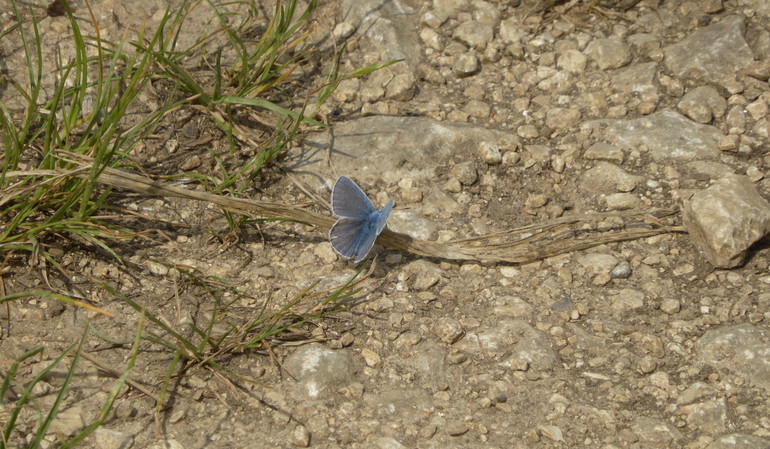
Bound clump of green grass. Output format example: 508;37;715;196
0;321;143;449
1;0;398;249
0;0;395;444
0;0;177;261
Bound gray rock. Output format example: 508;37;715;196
453;22;494;49
492;297;534;319
341;0;421;70
374;437;407;449
683;174;770;268
452;52;480;77
677;86;727;123
456;320;557;371
585;110;721;161
726;104;747;134
557;49;587;73
420;8;450;29
609;288;645;313
445;419;469;436
471;0;501;26
664;15;753;84
464;99;491;118
585;38;632;70
498;17;527;44
420;28;443;50
385;73;417;101
539;425;564;442
610;261;633;279
604;193;641;210
627;33;661;56
333;22;356;41
631;416;684;445
146;440;184;449
677;382;719;405
545;107;581;130
718;132;741;151
579;162;640;194
452;161;478;185
284;344;357;398
679;398;728;434
405;259;444;290
746;98;769;120
51;406;86;437
95;428;134;449
524;193;548;209
577;253;620;275
611;62;659;102
517;124;539;139
537;71;574;94
697;324;770;390
289;425;311;447
583;142;624;164
364;388;433;423
294;116;518;188
389;209;437;240
524;144;552;162
746;0;770;16
659;298;681;314
685;161;735;180
478;141;502;164
706;434;770;449
423;187;462;216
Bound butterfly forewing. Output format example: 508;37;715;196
329;216;379;263
331;176;376;218
376;199;395;234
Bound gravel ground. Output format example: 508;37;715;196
2;0;770;448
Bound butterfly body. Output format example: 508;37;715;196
329;176;394;263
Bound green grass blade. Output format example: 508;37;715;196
2;345;75;446
28;328;88;449
216;95;325;127
58;317;145;448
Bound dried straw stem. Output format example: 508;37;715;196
61;165;685;264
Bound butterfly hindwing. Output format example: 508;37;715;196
331;176;375;218
329;216;379;263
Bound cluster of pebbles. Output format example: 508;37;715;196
278;0;770;448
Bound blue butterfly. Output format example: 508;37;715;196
329;176;394;263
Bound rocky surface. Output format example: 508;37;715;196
3;0;770;448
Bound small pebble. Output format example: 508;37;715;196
539;425;565;442
433;317;465;344
445;420;469;436
610;261;633;279
478;142;502;164
452;161;478;185
660;298;681;314
290;425;311;447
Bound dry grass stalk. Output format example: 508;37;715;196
55;162;684;264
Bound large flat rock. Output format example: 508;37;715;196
585;110;721;161
291;115;518;189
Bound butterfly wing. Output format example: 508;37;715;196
331;176;375;218
329;216;379;263
375;198;394;234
